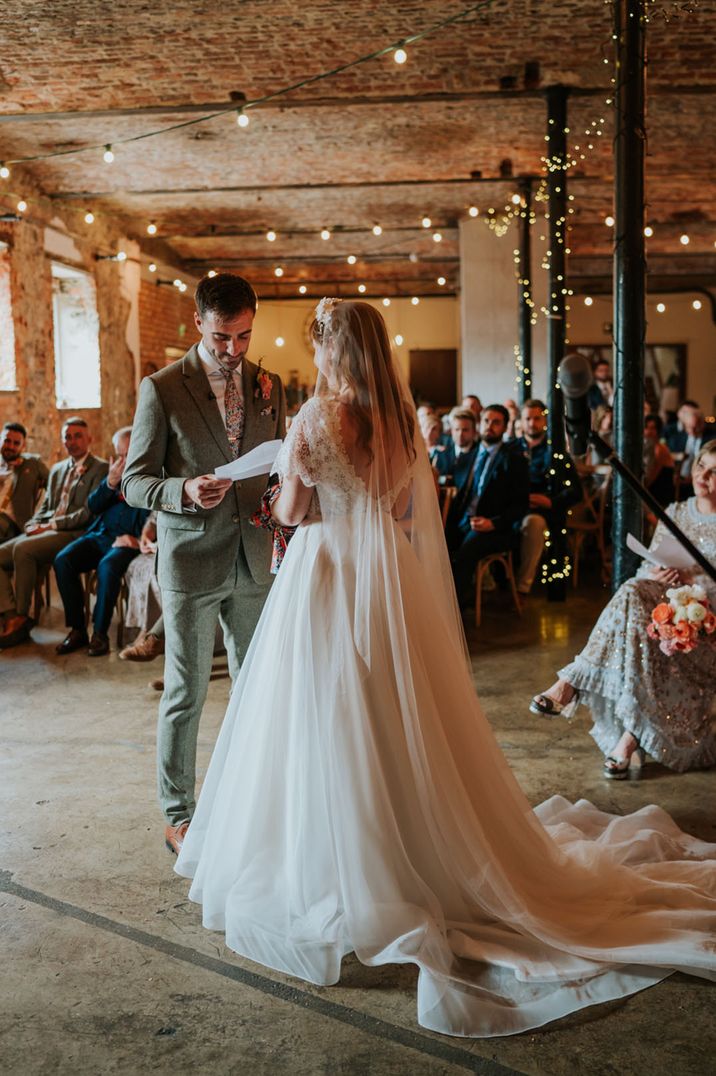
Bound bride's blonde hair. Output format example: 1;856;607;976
311;301;415;464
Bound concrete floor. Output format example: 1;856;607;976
2;578;714;1076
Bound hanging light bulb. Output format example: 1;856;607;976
148;263;157;273
358;284;366;293
421;216;431;228
394;48;408;64
372;224;383;236
604;215;615;227
320;228;331;241
147;222;157;235
236;109;250;128
346;254;357;265
692;299;702;310
437;276;446;286
266;230;277;242
644;225;653;237
298;285;307;294
432;232;442;243
394;334;404;346
0;164;10;179
275;336;285;347
656;301;666;313
116;251;127;262
274;266;284;277
178;282;187;292
680;233;690;246
103;145;114;163
17;200;27;213
468;206;479;218
84;211;95;224
511;193;522;205
173;278;182;288
207;269;217;278
411;297;420;305
584;296;593;306
382;298;391;307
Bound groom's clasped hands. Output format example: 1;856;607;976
182;474;234;510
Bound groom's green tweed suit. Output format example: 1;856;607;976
123;345;286;824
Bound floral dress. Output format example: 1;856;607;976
559;498;716;771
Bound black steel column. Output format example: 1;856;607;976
544;86;569;601
545;85;568;456
612;0;647;589
517;176;533;406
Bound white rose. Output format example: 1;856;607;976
688;584;706;602
672;605;688;623
687;602;707;623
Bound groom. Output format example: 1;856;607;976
123;273;286;854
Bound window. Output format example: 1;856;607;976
0;241;17;391
52;261;101;408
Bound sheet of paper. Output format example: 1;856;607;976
214;439;283;481
626;531;696;570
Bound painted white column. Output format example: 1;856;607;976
459;217;548;406
119;239;142;389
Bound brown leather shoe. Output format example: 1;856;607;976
164;821;190;855
55;628;89;655
1;614;35;648
119;632;164;662
88;633;110;657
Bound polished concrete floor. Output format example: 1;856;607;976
2;578;714;1076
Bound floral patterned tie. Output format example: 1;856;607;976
222;367;244;459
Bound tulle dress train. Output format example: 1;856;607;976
176;393;715;1038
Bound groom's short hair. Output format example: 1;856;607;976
195;273;258;320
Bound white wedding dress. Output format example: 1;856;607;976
176;393;715;1038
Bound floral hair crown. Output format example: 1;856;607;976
314;296;341;335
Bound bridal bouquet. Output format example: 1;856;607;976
648;584;716;655
249;483;296;574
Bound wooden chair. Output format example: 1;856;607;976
32;564;53;622
566;469;613;587
474;551;522;628
84;570;129;647
439;485;457;528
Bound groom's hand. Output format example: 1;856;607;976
182;475;233;510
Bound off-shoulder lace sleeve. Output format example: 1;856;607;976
273;398;320;487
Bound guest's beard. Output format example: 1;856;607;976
1;448;20;463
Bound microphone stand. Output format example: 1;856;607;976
589;430;716;585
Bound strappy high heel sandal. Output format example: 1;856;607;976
604;741;645;781
529;690;580;719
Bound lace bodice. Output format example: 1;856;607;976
274;395;411;517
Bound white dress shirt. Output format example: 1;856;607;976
198;341;243;429
0;462;17;520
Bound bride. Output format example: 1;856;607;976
176;299;715;1038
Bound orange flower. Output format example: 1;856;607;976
652;603;673;625
703;612;716;634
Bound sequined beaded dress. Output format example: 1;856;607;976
559;498;716;771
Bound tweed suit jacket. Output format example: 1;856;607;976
122;345;286;593
27;453;108;532
2;454;49;530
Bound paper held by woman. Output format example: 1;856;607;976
214;439;283;481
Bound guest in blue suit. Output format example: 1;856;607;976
54;427;149;656
434;407;479;489
447;405;530;608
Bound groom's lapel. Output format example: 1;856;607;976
182;346;233;463
240;358;259;455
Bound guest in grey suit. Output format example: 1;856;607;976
122;273;286;855
0;417;108;647
0;422;49;543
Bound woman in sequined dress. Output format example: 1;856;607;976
531;441;716;777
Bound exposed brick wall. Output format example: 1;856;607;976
138;280;197;376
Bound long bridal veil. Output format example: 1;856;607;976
176;300;715;1038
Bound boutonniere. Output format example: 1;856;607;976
254;358;273;401
74;464;87;479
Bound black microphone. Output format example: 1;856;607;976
557;353;593;458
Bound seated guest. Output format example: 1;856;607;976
512;399;582;595
643;413;674;508
433;407;478;487
0;422;49;544
667;401;716;498
587;358;614;410
530;441;716;777
461;394;482;425
447;404;529;608
422;415;446;467
504;398;521;440
54;426;149;657
0;418;107;648
118;513;165;662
